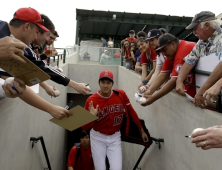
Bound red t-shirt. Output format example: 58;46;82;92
82;89;142;134
67;144;94;170
125;49;130;58
115;53;121;58
140;46;157;65
161;40;196;97
126;37;138;42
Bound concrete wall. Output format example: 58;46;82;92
0;65;69;170
67;64;119;94
118;66;222;170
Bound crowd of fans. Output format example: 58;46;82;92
1;7;222;169
119;11;222;151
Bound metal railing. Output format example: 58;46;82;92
66;46;76;55
30;136;52;170
46;48;66;67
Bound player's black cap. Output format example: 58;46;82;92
147;29;162;40
155;33;177;51
186;11;216;29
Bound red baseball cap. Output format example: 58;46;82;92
99;70;114;81
13;7;49;32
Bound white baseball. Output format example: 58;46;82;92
86;85;91;94
54;89;60;97
57;68;63;73
4;77;14;86
192;128;204;134
4;77;18;90
139;86;147;93
139;97;146;104
134;93;140;102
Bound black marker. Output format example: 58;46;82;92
185;135;191;138
86;84;89;86
64;100;73;110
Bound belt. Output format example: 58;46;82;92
93;129;116;136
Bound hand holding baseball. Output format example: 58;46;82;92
2;77;26;98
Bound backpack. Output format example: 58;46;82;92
75;143;81;163
112;89;153;148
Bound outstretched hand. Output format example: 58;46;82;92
88;101;99;116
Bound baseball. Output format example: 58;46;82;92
57;68;63;73
139;97;146;104
134;93;140;102
54;89;60;97
4;77;18;90
192;128;204;134
86;85;91;94
139;86;147;93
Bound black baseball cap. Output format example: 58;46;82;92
155;33;177;51
147;29;162;40
129;30;135;34
159;28;166;34
186;11;216;29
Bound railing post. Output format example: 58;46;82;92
30;136;52;170
63;49;66;63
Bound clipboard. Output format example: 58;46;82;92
0;53;50;86
49;105;98;131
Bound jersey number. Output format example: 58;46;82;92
113;114;123;126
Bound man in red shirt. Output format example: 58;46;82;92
141;33;196;106
126;30;137;42
82;70;148;170
67;130;94;170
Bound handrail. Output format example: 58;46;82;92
194;69;211;76
46;49;66;66
30;136;52;170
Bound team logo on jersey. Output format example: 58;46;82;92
175;64;182;73
96;104;124;121
148;32;151;38
113;114;123;126
104;71;109;76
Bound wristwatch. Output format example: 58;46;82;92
142;79;149;85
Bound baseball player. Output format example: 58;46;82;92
82;70;148;170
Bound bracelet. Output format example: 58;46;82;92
142;79;149;85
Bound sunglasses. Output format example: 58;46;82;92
137;37;149;43
49;36;57;41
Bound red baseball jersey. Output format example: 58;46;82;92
82;89;142;134
126;37;138;42
161;40;196;97
67;144;94;170
140;46;157;65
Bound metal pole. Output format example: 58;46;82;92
133;147;148;170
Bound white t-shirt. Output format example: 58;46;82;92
100;53;110;63
107;41;114;48
156;52;166;67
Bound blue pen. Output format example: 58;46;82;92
24;50;29;55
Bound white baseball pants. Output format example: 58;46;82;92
90;128;122;170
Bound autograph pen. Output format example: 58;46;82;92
185;135;191;138
64;100;73;110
